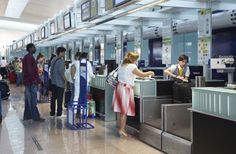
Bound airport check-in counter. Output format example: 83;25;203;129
191;87;236;154
90;75;116;121
126;79;173;132
161;104;192;154
139;79;192;154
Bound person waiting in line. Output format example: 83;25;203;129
36;53;45;102
112;52;155;137
0;91;2;124
50;47;66;117
14;58;23;86
48;53;56;102
0;56;8;79
164;54;190;82
72;52;95;115
22;43;45;122
67;51;81;105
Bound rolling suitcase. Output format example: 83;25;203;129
0;80;10;100
8;72;16;84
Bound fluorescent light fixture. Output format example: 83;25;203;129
128;0;167;14
0;20;37;31
5;0;29;18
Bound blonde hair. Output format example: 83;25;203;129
122;52;139;65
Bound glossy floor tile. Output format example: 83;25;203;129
0;84;163;154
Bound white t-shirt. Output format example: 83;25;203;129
65;63;73;83
169;64;190;77
118;64;137;86
0;60;7;67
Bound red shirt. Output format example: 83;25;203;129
22;53;41;86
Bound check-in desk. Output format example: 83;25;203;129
138;79;192;153
191;87;236;154
90;75;116;121
134;79;173;150
161;104;192;154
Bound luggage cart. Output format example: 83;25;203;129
67;60;94;130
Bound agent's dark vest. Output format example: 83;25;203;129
173;64;187;77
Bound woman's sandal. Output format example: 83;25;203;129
117;130;128;137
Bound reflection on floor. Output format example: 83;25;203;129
0;84;163;154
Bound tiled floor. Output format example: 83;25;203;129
0;84;163;154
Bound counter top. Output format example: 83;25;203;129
192;87;236;121
192;87;236;94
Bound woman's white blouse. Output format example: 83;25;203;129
117;64;137;86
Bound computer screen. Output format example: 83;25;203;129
138;60;145;68
105;60;117;73
189;65;203;80
143;68;164;78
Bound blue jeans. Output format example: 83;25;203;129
0;92;2;117
70;83;74;104
24;84;40;120
16;72;23;86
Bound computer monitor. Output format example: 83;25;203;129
189;65;203;80
105;60;117;73
143;68;164;79
138;60;145;68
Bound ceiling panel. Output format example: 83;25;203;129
0;0;8;16
0;0;73;24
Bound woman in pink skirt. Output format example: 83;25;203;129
112;52;155;137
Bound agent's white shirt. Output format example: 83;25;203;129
169;64;190;77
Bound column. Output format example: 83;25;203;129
197;3;212;80
115;30;123;64
134;25;143;60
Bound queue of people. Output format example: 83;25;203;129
2;42;192;141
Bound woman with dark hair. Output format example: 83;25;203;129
36;53;45;102
164;54;190;82
48;54;56;100
112;52;155;137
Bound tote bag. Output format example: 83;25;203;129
106;66;119;87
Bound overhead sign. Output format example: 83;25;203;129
50;21;56;34
105;0;113;11
41;26;46;39
81;0;91;21
91;0;98;19
115;0;131;7
63;12;72;30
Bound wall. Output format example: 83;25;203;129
172;32;198;65
105;43;115;60
126;40;149;66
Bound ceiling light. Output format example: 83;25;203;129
5;0;29;18
0;20;37;31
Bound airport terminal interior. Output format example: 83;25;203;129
1;0;236;154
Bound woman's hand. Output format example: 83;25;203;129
148;71;155;77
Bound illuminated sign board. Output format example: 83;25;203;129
81;0;91;21
63;12;72;30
